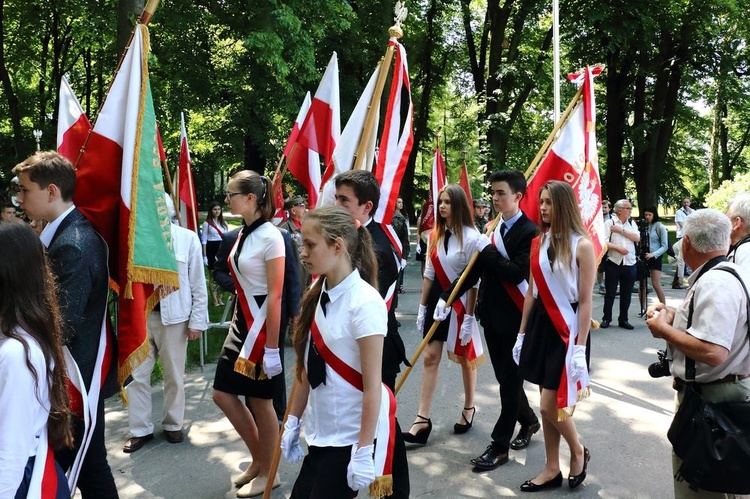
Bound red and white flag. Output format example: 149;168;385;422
57;75;92;164
271;172;287;225
459;161;473;208
285;92;321;206
418;148;447;235
519;65;605;258
178;112;199;232
297;53;340;186
374;39;414;231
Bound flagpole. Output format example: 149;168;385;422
552;0;560;123
160;157;182;227
395;86;586;395
263;380;298;499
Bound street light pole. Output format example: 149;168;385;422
33;129;43;151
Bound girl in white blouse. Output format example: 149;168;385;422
405;184;483;444
202;200;229;307
0;223;72;497
282;206;388;498
212;170;285;497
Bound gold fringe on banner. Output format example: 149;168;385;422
447;352;486;371
234;357;268;380
369;475;393;498
118;338;150;386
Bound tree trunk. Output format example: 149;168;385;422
117;0;144;56
0;0;25;160
603;49;632;204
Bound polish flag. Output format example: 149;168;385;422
271;172;287;225
285;92;321;206
459;161;473;209
418;148;447;235
519;65;605;258
56;75;92;163
297;53;340;186
178;112;199;232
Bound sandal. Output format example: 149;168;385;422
402;415;432;445
454;406;475;434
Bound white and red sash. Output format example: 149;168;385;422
28;428;69;498
228;230;270;379
207;220;225;238
308;301;396;498
429;236;485;368
490;227;528;311
530;234;590;420
63;309;111;494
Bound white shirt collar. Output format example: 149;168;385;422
501;210;523;230
323;268;361;304
40;204;76;248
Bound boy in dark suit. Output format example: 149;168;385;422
440;169;541;472
14;151;118;498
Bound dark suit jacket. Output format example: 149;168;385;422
444;212;537;333
213;225;301;320
47;208;111;391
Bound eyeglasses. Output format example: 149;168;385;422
225;191;244;199
293;202;306;207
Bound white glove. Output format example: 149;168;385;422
570;345;588;382
433;299;450;321
203;256;209;267
400;258;407;270
347;443;376;491
280;415;305;463
476;234;492;252
262;347;282;378
512;333;525;365
417;304;427;334
460;315;475;346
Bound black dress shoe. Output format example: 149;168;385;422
123;434;154;453
402;415;432;445
600;320;610;329
164;429;184;443
618;320;635;330
520;472;563;492
568;446;590;489
471;445;509;471
510;421;541;450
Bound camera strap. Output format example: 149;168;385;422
685;259;749;381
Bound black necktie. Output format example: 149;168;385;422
444;230;451;252
500;222;507;238
307;291;329;389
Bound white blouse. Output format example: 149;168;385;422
0;328;50;497
424;225;481;282
201;220;228;244
231;222;285;296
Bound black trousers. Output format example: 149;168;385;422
484;321;538;453
291;445;358;499
55;397;118;499
603;260;636;322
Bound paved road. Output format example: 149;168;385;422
103;257;685;498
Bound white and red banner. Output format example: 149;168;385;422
373;40;414;228
459;161;473;208
519;65;605;259
178;112;199;232
297;53;340;189
57;75;92;164
271;171;287;225
285;92;322;206
418;148;447;235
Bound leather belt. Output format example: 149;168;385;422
673;374;750;391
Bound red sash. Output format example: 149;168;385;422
530;235;590;419
207;220;225;237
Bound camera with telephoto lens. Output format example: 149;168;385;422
648;349;671;378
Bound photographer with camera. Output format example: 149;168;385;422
646;209;750;497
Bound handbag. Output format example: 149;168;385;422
667;265;750;494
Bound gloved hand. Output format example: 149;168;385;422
280;415;305;463
512;333;525;365
262;347;283;378
347;443;376;491
416;304;427;334
460;315;475;346
203;256;209;267
401;258;407;270
476;234;492;252
570;345;588;382
433;299;450;321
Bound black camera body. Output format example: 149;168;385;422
648;349;671;378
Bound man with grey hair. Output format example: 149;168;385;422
646;209;750;497
726;193;750;267
601;199;641;329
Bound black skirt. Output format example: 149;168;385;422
518;298;590;390
422;279;450;342
206;240;222;270
213;294;280;399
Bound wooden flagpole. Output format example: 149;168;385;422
395;86;585;395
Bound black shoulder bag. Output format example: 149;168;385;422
667;264;750;494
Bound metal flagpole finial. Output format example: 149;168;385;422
389;1;407;39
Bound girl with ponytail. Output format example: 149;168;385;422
281;206;394;497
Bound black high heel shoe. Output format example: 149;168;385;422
402;415;432;444
637;309;646;318
454;406;476;434
568;446;590;489
520;472;563;492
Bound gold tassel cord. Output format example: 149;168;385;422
369;475;393;499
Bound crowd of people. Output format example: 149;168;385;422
2;150;749;499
